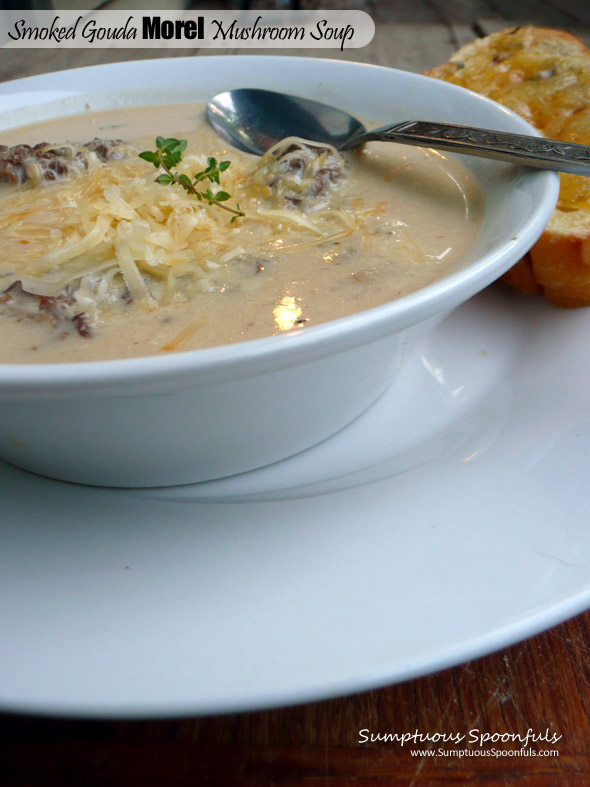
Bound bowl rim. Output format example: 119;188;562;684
0;55;559;390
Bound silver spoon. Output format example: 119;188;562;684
207;88;590;175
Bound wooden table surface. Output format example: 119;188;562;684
2;1;590;785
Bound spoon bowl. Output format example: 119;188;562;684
207;88;365;156
208;87;590;175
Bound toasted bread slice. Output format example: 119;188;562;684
426;26;590;307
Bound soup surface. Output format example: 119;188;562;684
0;102;482;363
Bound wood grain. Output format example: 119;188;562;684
2;614;590;784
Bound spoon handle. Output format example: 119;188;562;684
343;120;590;175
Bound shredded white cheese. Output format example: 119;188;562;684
0;141;362;315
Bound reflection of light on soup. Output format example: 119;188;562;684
0;102;482;364
274;295;304;332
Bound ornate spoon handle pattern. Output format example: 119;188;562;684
342;120;590;175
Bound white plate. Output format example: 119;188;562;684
2;285;590;718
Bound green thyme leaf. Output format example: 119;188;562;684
139;138;245;221
176;173;193;189
138;151;159;166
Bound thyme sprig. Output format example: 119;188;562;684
139;137;244;221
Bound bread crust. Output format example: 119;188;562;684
425;25;590;307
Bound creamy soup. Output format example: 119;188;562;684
0;103;482;363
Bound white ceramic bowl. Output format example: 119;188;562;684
0;56;558;487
